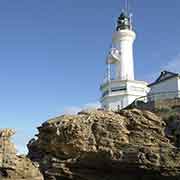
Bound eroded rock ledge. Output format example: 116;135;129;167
28;109;180;180
0;129;43;180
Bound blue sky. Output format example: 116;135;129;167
0;0;180;153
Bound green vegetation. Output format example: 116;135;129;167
155;107;180;123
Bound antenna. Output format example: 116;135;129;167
125;0;129;15
129;13;133;30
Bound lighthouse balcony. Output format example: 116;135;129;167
100;79;150;110
100;79;149;100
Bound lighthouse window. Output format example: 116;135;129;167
111;86;126;92
102;87;127;97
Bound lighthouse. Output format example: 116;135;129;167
100;9;149;111
112;12;135;81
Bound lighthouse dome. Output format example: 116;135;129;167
116;12;131;31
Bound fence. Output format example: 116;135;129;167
133;91;180;111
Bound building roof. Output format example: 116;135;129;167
148;71;179;87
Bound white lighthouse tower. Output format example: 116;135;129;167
100;7;149;111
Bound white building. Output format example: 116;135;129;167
100;11;149;111
148;71;180;101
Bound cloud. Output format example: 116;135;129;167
12;128;37;155
143;72;159;83
10;102;100;154
163;53;180;73
82;102;101;110
15;144;28;155
144;53;180;83
63;102;101;115
63;106;82;115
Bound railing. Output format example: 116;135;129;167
134;91;180;107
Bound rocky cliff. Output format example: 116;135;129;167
0;129;43;180
28;109;180;180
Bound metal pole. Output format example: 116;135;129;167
107;63;111;95
125;0;129;15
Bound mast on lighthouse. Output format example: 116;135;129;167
116;0;132;31
100;1;149;111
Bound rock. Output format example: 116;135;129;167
0;129;43;180
28;109;180;180
154;107;180;147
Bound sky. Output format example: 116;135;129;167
0;0;180;153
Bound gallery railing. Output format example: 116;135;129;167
134;91;180;107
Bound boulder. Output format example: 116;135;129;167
28;109;180;180
0;129;43;180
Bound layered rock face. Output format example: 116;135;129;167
0;129;43;180
28;109;180;180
